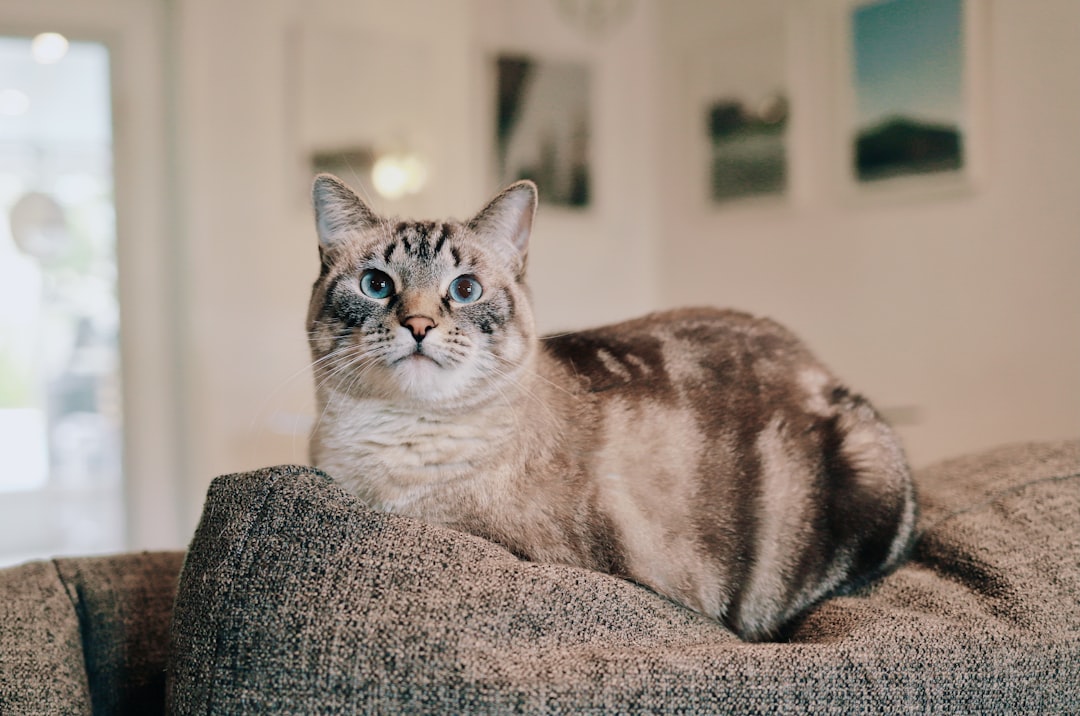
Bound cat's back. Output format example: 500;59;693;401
539;307;826;401
537;307;915;641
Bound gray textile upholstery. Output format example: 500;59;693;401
168;441;1080;714
0;551;184;715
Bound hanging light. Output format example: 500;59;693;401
31;32;69;65
371;152;428;200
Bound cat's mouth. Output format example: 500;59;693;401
393;348;443;368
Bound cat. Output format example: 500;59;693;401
306;173;918;642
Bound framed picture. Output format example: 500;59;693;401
494;54;591;209
839;0;987;197
686;16;790;207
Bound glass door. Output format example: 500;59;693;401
0;33;124;565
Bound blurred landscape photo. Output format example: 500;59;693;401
690;17;788;206
851;0;965;183
707;93;788;202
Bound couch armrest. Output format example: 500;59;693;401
55;552;185;715
0;551;184;716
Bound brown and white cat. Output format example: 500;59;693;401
307;174;917;641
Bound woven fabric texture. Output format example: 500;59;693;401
168;442;1080;714
0;551;184;716
0;561;91;715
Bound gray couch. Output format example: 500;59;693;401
0;551;184;715
2;440;1078;714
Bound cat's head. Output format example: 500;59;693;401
307;174;538;407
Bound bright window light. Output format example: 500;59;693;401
31;32;69;64
0;88;29;116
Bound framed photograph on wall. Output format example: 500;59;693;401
838;0;987;198
494;54;591;209
687;18;790;207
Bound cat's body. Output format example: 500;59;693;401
308;175;917;641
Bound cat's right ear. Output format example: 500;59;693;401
311;173;380;251
467;180;538;277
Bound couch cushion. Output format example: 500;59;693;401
167;441;1080;714
55;552;185;715
0;560;92;715
0;551;183;716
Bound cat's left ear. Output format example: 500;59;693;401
311;173;381;250
467;180;537;276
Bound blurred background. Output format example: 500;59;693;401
0;0;1077;564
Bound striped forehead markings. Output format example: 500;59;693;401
382;222;457;264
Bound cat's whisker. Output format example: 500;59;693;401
314;350;380;396
484;362;562;429
488;380;522;435
309;353;384;440
491;352;581;402
311;345;378;397
243;346;363;467
312;359;359;397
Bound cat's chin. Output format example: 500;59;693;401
390;354;477;405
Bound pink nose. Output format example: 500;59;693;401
402;315;436;342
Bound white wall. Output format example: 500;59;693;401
655;0;1080;467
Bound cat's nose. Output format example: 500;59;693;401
402;315;437;342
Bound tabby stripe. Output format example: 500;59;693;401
739;418;818;639
320;273;344;323
383;241;397;264
504;290;516;328
715;422;763;635
413;223;434;261
472;288;513;335
587;509;628;576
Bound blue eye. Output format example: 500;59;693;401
360;269;394;299
448;275;482;304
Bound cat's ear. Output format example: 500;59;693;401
311;173;380;250
467;180;538;276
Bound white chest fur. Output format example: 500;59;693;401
312;390;516;512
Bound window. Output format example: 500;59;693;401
0;35;124;565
